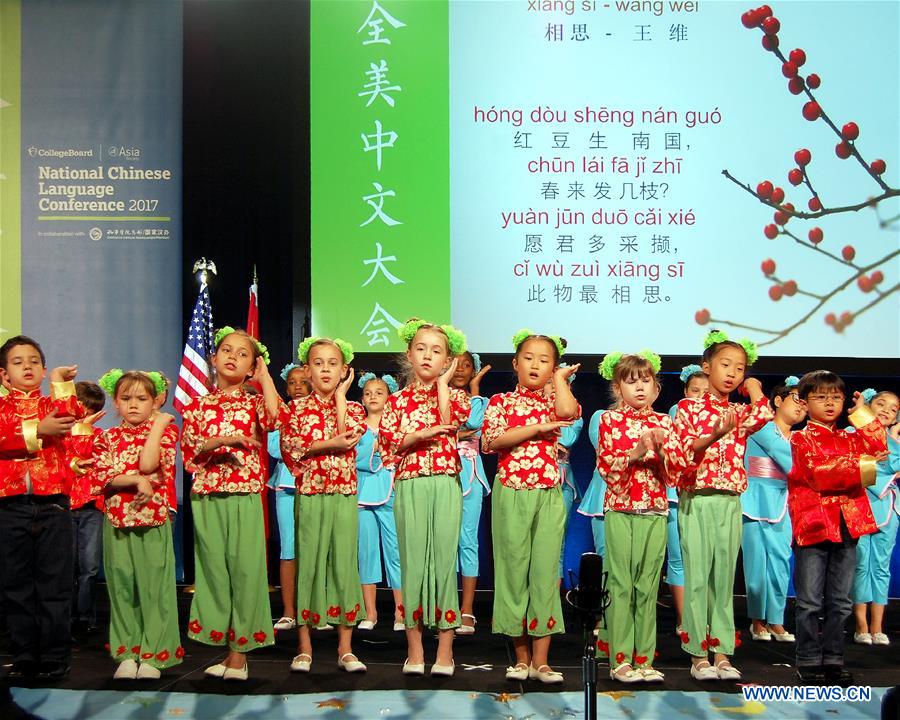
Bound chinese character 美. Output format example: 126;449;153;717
545;23;564;41
541;182;559;200
669;23;688;42
619;235;638;253
361;182;402;227
664;132;681;150
525;234;543;253
357;0;406;46
611;285;631;303
528;284;546;303
571;23;589;41
552;131;570;149
361;120;398;171
588;234;605;253
556;235;574;253
651;234;671;254
553;284;573;303
634;24;651;41
358;60;402;108
580;285;598;303
362;242;404;287
361;302;403;346
644;285;663;303
514;131;532;149
632;132;650;150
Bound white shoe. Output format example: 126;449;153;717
872;633;890;646
290;654;312;673
430;661;455;677
338;653;367;673
639;666;665;683
770;629;795;642
203;663;227;678
274;616;297;631
675;625;683;638
455;614;476;636
223;662;248;681
113;659;138;680
316;624;333;631
750;625;772;641
529;664;564;684
402;659;425;676
715;660;742;681
357;620;376;631
136;663;161;680
690;661;718;681
854;632;873;645
393;621;405;632
610;663;642;683
505;663;529;681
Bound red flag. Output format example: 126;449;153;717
247;270;259;340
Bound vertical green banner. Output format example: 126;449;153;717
0;0;21;342
311;0;449;352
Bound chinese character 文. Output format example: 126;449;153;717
360;182;402;227
357;0;406;46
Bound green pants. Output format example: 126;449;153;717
295;493;364;627
492;482;566;637
604;511;666;668
678;491;742;656
189;493;273;651
393;474;462;629
104;519;183;669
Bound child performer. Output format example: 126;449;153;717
852;389;900;646
554;365;584;581
577;409;608;559
380;319;470;677
789;372;887;685
482;330;579;684
0;336;86;679
269;363;312;632
665;365;709;634
449;351;491;635
94;370;182;679
67;381;106;634
742;377;806;643
674;330;771;681
181;326;283;681
355;372;404;632
597;351;685;683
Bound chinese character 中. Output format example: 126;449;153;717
361;120;398;171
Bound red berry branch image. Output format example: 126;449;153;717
694;4;899;347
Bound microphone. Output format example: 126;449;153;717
567;552;607;614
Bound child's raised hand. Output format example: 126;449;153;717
37;409;75;437
741;378;763;401
555;363;580;384
851;390;868;413
333;427;364;451
337;367;355;397
250;356;271;384
470;364;492;395
152;412;175;427
439;358;459;386
49;365;78;383
713;410;737;439
536;419;574;441
83;410;106;426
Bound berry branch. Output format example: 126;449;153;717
694;5;899;347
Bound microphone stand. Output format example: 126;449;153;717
565;566;609;720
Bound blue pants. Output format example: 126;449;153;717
358;500;401;588
852;512;899;605
591;516;606;558
458;483;485;577
275;489;297;561
741;515;793;624
71;505;103;625
559;481;576;578
665;504;684;587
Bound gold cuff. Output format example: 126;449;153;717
22;419;42;453
848;405;877;430
70;458;87;477
860;455;877;488
71;422;93;436
50;380;76;400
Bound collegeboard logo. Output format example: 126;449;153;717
27;146;94;158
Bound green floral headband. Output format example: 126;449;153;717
703;329;759;366
297;336;355;365
214;326;270;365
597;350;662;381
98;368;167;397
397;319;468;356
511;328;566;358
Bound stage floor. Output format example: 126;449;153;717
2;589;898;719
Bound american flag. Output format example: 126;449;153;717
174;282;214;413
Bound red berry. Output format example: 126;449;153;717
802;101;821;121
806;73;821;89
770;187;785;204
758;5;773;19
872;270;884;284
841;122;859;141
740;11;757;28
756;180;774;199
768;285;784;301
762;34;779;51
788;168;804;186
782;280;798;296
794;148;812;166
781;61;798;78
773;211;788;226
783;202;795;213
870;159;886;175
833;320;845;333
787;76;805;95
808;196;822;211
695;309;711;325
835;142;852;159
842;245;856;261
825;313;836;326
808;227;824;244
764;224;779;239
789;48;807;67
857;275;874;293
762;16;780;34
840;311;853;326
761;258;776;275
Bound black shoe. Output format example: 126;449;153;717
6;660;38;679
822;665;853;687
36;661;70;680
796;665;825;684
